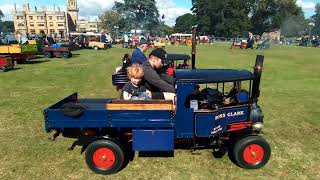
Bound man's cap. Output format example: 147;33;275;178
149;48;167;61
139;38;149;45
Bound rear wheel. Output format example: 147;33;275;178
94;46;99;50
233;135;271;169
85;139;125;175
44;51;52;58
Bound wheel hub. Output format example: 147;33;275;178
93;148;115;168
243;144;264;164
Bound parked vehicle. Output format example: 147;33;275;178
0;55;14;72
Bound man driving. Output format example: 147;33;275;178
142;48;175;99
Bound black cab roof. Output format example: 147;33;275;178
175;69;255;83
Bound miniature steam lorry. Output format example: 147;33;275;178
44;54;270;174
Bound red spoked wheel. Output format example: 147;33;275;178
85;139;125;175
233;135;271;169
93;148;116;169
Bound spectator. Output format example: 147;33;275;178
131;38;149;64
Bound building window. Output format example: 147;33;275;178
37;16;44;20
58;24;64;27
50;29;55;34
29;16;33;20
17;16;24;20
30;29;36;34
90;25;96;28
56;16;64;20
18;23;24;27
30;24;34;27
49;16;53;20
49;23;54;27
38;23;45;27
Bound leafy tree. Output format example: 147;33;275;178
1;21;14;33
192;0;253;37
192;0;305;36
311;3;320;35
98;10;124;33
0;9;4;33
250;0;304;35
174;13;196;33
114;0;159;34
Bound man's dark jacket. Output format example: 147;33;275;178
142;61;175;93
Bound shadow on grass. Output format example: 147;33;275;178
0;67;22;73
18;60;50;64
138;151;174;157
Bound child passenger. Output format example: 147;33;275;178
122;64;152;100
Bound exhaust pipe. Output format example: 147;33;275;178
191;26;197;69
251;55;264;102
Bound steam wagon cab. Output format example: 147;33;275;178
44;55;270;175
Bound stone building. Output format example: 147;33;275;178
12;0;98;36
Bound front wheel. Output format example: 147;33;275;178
233;135;271;169
85;139;125;175
62;52;70;59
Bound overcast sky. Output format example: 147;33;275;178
0;0;319;26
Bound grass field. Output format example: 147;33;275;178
0;44;319;179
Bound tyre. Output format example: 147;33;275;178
44;51;52;58
68;52;73;58
85;139;125;175
62;52;69;59
94;46;99;50
233;135;271;169
0;66;6;72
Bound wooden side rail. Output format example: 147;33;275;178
106;100;174;110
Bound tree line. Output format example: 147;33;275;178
3;0;318;37
99;0;319;37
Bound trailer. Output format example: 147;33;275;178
42;46;72;59
0;44;38;62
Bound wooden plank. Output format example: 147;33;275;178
110;100;172;104
106;102;173;110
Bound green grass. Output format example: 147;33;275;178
0;44;319;179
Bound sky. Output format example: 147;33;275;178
0;0;319;26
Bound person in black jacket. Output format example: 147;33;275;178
142;48;175;100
